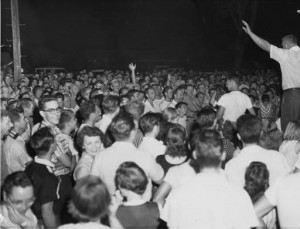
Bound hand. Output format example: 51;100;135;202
242;20;251;34
297;10;300;14
128;63;136;71
7;205;34;228
110;190;123;215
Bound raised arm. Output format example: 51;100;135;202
242;20;271;53
129;63;136;85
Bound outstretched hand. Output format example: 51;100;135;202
242;20;251;34
129;63;136;71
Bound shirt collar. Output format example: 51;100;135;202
34;156;55;167
291;46;300;51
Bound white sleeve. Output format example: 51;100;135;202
217;94;227;107
245;95;253;109
265;177;284;206
270;45;288;64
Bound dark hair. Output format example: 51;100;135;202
175;102;187;110
196;107;216;129
30;127;54;156
58;110;75;130
244;162;269;203
237;115;262;144
8;108;23;124
282;34;298;45
17;98;34;111
76;126;103;148
2;172;33;197
115;162;148;195
227;75;240;85
165;125;187;157
139;112;162;135
79;101;97;121
102;95;119;114
190;129;223;172
127;89;139;100
125;100;145;120
163;86;173;98
109;112;135;141
55;92;64;101
38;95;57;111
261;94;270;103
69;175;111;222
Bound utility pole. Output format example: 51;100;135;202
11;0;21;81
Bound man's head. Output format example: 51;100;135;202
196;107;216;129
101;95;120;115
282;35;298;49
190;129;224;173
1;110;13;137
139;112;161;137
226;75;240;91
58;110;77;132
175;102;187;118
186;84;194;97
17;98;35;121
80;101;102;123
173;88;184;103
39;96;61;125
125;100;145;122
127;89;140;101
8;108;28;134
109;112;136;142
145;87;156;101
30;127;55;156
163;86;173;100
2;172;35;215
237;114;262;144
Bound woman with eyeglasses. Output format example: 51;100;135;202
0;172;38;229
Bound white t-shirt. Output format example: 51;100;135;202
95;114;112;133
138;137;166;159
265;173;300;228
161;173;258;229
225;145;290;187
90;141;164;201
270;45;300;90
58;222;110;229
217;91;252;122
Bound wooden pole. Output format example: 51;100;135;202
11;0;21;81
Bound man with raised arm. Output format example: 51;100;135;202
242;20;300;132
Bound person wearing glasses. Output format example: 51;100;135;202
0;171;38;228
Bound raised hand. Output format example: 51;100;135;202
242;20;251;34
128;63;136;71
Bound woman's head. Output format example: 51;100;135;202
165;125;187;157
244;161;269;203
77;126;103;155
69;175;111;222
2;172;35;215
283;121;300;141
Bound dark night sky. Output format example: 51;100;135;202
2;0;300;71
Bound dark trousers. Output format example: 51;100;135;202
281;88;300;132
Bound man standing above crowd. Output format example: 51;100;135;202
242;20;300;132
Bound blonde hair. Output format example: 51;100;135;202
283;121;300;141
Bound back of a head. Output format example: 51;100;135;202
237;114;262;144
102;95;119;114
196;107;216;129
8;108;23;124
139;112;162;135
58;110;75;130
125;100;145;121
227;75;240;86
70;175;110;222
282;34;298;46
162;107;178;122
244;161;269;203
115;161;148;195
30;127;54;156
165;125;187;157
190;129;223;172
79;100;96;121
109;112;135;141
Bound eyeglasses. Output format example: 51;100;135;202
43;107;62;114
8;196;36;207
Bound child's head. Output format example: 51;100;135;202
115;162;148;196
283;120;300;141
175;102;187;118
244;161;269;203
261;94;270;106
69;175;111;222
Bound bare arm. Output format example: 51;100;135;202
216;105;225;121
153;181;172;206
242;20;271;53
254;195;275;228
41;202;59;229
129;63;136;85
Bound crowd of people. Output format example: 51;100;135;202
1;22;300;229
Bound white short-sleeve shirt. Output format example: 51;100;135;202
217;91;252;122
270;45;300;90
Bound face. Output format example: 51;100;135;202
197;93;205;104
174;90;183;102
64;96;71;108
17;113;28;133
186;86;194;96
166;89;173;100
41;100;61;125
147;88;156;101
1;116;13;136
139;93;145;102
1;100;7;109
198;84;206;93
6;186;35;215
112;81;120;92
83;135;102;155
92;105;102;122
178;105;187;117
52;80;59;89
259;85;266;94
57;98;64;108
4;76;12;85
